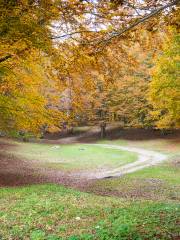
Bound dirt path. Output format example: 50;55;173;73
0;139;168;188
77;144;168;179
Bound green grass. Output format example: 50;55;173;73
97;138;180;154
7;142;137;171
0;137;180;239
0;184;180;240
88;161;180;201
87;139;180;201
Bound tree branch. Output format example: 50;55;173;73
0;55;12;63
51;30;98;39
97;0;179;46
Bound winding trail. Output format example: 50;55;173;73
0;139;168;187
80;144;168;179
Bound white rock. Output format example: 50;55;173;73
95;225;100;229
51;145;60;149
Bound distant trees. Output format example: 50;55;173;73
74;41;152;129
54;28;180;133
63;27;180;132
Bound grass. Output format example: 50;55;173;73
0;136;180;239
7;142;137;171
88;161;180;201
97;138;180;154
0;184;180;240
88;138;180;201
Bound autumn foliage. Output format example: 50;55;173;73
0;0;179;135
149;30;180;129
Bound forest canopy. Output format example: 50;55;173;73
0;0;179;135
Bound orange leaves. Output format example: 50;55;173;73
0;48;65;135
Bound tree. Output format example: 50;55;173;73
52;0;179;50
0;49;65;135
149;29;180;129
0;0;179;135
0;0;59;134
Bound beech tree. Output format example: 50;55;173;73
149;29;180;129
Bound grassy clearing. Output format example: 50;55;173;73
89;138;180;201
0;136;180;239
0;184;180;240
7;142;137;171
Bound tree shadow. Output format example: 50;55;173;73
105;127;180;141
77;127;180;142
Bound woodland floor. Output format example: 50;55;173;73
0;128;180;239
0;140;91;189
0;127;180;198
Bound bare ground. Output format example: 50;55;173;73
0;140;168;200
0;129;179;198
0;140;93;188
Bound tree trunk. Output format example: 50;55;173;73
100;122;106;138
68;127;74;135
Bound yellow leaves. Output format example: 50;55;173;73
149;30;180;129
0;0;179;134
46;125;60;133
0;47;64;135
